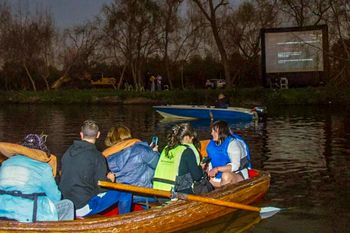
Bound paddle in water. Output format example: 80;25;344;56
98;181;281;218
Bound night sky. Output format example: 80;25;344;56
10;0;113;28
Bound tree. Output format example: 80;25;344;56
56;20;103;88
226;0;278;85
327;0;350;87
158;0;182;89
193;0;233;86
0;3;55;91
277;0;331;27
103;0;161;90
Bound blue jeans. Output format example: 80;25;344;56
133;195;158;209
133;195;157;203
55;199;74;221
77;190;132;217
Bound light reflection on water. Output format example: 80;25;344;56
0;104;349;232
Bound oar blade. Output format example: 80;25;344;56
259;207;281;219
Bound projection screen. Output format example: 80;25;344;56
264;29;324;73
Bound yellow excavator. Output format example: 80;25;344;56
51;74;116;89
90;76;116;89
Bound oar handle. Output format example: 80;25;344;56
98;181;261;213
98;181;172;198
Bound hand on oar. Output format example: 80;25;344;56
98;181;281;218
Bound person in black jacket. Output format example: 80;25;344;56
214;93;229;108
59;120;132;218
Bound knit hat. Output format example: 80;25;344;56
22;134;49;154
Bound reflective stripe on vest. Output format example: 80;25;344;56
183;143;200;165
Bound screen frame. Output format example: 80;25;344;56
260;25;329;87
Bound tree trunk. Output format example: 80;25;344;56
164;55;173;89
211;25;232;87
23;63;37;92
163;18;173;89
41;75;50;91
180;63;184;90
130;61;138;89
193;0;232;87
117;65;127;90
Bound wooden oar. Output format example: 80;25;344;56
98;181;280;217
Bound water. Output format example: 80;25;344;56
0;104;349;232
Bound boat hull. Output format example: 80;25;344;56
0;171;270;233
153;105;256;121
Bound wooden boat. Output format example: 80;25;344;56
153;105;259;121
0;170;270;233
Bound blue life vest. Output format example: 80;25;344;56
206;134;251;179
206;136;232;179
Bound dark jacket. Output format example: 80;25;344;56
177;148;204;194
214;98;229;108
59;140;108;209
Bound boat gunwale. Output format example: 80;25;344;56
153;105;254;115
0;171;270;232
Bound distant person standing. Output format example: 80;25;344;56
156;74;162;91
150;74;156;92
214;93;229;108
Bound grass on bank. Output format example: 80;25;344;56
0;86;350;106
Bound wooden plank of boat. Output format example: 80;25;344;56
153;105;257;121
0;170;270;233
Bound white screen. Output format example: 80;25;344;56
265;30;323;73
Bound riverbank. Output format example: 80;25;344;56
1;87;350;106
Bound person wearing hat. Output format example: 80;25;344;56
214;93;229;109
0;134;74;222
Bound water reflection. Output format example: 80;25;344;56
0;104;349;232
177;211;261;233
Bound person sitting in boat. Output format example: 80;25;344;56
153;123;213;195
214;93;229;109
207;120;251;188
102;124;160;205
0;134;74;222
59;120;132;218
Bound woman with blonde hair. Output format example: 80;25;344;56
103;124;159;189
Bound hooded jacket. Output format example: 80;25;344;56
59;140;108;209
0;155;61;222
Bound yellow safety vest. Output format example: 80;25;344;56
153;144;200;191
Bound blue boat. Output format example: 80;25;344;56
153;105;259;121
